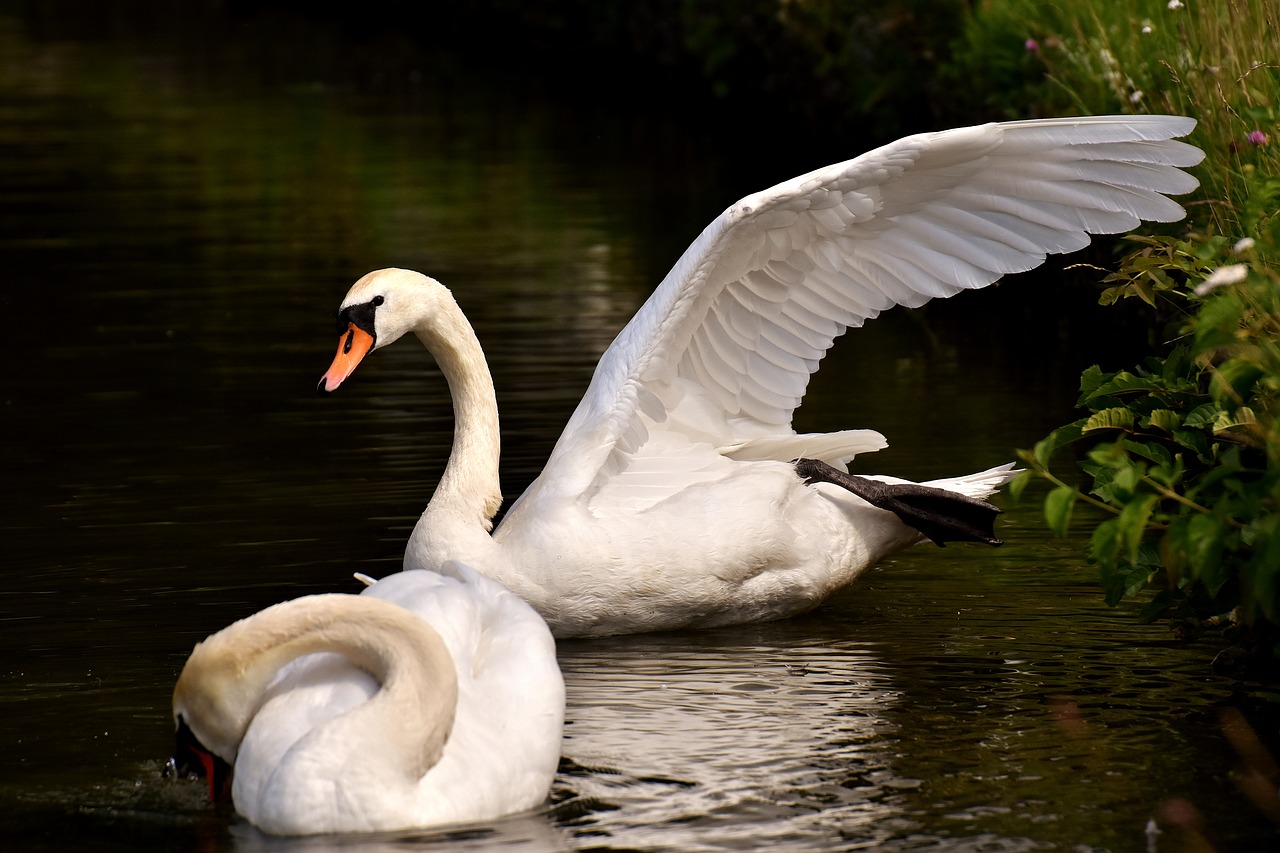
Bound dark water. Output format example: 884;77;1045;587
2;6;1277;851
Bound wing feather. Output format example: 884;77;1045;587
502;115;1204;517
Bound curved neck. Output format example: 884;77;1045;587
413;291;504;533
174;594;458;781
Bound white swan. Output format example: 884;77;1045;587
318;115;1204;638
171;563;565;836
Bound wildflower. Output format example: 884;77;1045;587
1194;264;1248;296
1167;0;1183;9
1025;38;1040;53
1233;237;1256;254
1247;129;1269;145
1142;25;1152;34
1130;90;1144;104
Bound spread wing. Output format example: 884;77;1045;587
501;115;1203;521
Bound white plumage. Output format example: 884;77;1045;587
172;563;564;835
320;115;1204;638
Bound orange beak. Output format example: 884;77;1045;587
318;324;375;393
195;744;234;804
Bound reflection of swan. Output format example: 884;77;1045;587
171;564;565;836
553;627;906;848
319;116;1202;638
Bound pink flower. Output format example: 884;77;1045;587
1025;38;1040;53
1247;129;1269;145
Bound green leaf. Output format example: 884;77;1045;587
1211;407;1262;447
1030;436;1055;470
1044;485;1078;538
1090;518;1121;576
1089;371;1166;398
1084;443;1146;503
1028;421;1085;468
1144;409;1183;432
1117;494;1160;565
1099;285;1125;306
1195;293;1245;342
1006;469;1034;502
1133;279;1157;307
1103;562;1154;608
1148;455;1185;488
1185;513;1228;595
1083;407;1136;433
1077;365;1108;401
1183;403;1221;428
1171;430;1210;461
1113;464;1143;498
1212;361;1264;405
1119;438;1172;468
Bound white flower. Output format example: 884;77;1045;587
1194;263;1249;295
1130;89;1145;104
1142;25;1153;34
1233;237;1256;254
1168;0;1184;10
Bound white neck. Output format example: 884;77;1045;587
407;289;505;563
173;594;458;782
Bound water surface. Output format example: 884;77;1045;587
1;7;1276;851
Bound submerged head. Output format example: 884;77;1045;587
317;268;450;393
171;712;234;803
170;636;253;803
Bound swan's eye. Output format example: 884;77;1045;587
373;295;385;306
343;329;354;354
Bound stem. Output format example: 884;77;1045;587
1032;467;1121;516
1139;474;1249;530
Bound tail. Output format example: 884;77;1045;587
921;463;1020;501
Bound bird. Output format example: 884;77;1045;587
170;562;565;835
317;115;1204;638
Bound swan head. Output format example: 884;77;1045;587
171;634;257;802
317;268;450;393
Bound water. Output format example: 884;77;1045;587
2;6;1277;850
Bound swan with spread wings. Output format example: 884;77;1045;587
319;115;1203;638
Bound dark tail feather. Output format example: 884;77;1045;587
795;458;1003;547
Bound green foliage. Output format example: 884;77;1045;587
1013;202;1280;656
962;0;1280;662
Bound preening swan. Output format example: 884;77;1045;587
171;563;564;836
319;115;1204;638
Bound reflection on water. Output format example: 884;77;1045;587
1;5;1277;852
555;635;906;850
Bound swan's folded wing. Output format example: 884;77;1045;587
508;115;1204;516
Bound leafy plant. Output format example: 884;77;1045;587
947;0;1280;662
1011;181;1280;659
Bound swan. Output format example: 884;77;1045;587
170;563;565;835
318;115;1204;638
